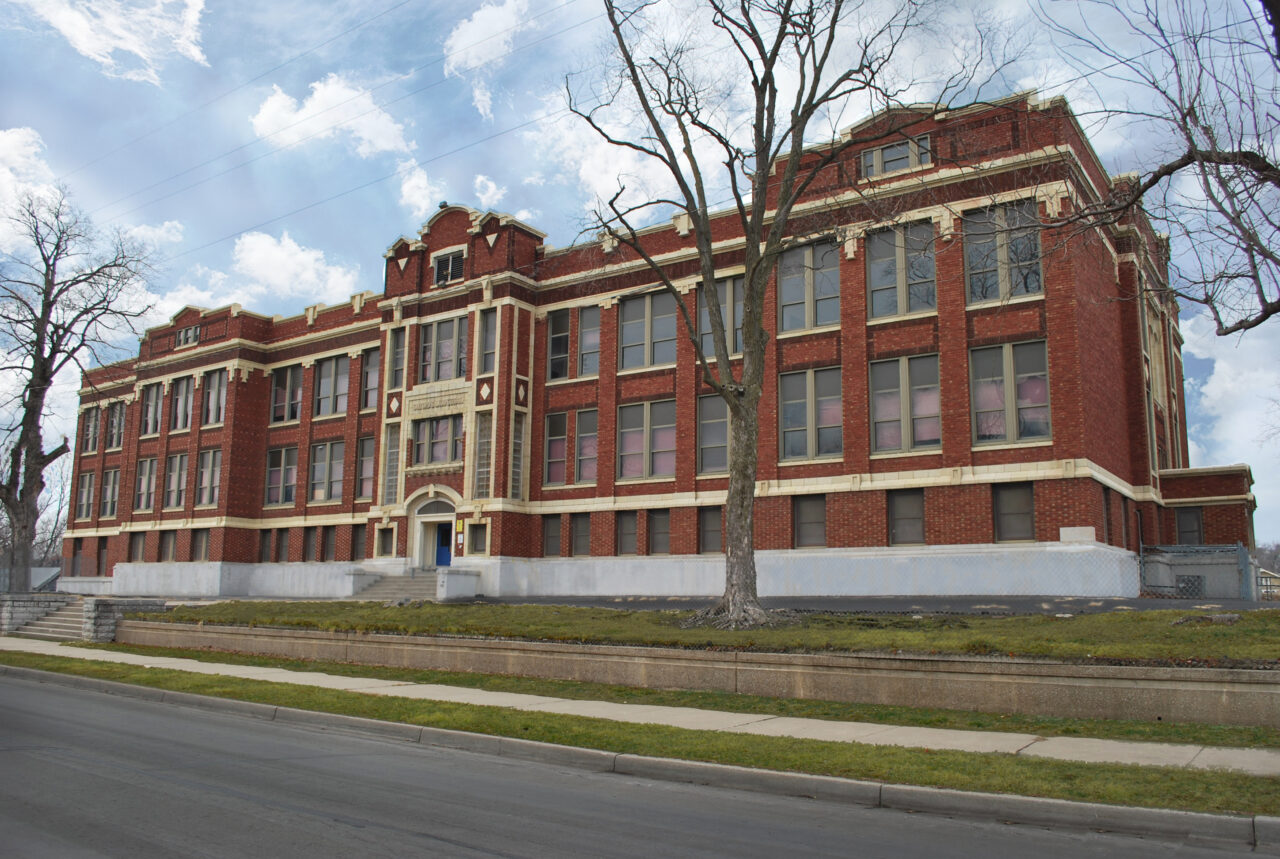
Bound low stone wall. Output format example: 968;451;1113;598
0;594;74;633
115;621;1280;728
83;599;169;643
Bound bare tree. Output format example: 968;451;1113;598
0;187;149;592
1039;0;1279;335
568;0;1009;627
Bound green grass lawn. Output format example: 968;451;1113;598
3;649;1277;818
135;601;1280;664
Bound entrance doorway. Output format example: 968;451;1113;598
413;498;455;568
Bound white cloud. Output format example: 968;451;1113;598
522;172;545;186
251;74;412;158
11;0;206;85
443;0;533;120
398;159;445;221
513;208;536;223
473;174;506;209
0;127;59;252
127;219;184;247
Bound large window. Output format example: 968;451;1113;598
412;415;463;464
862;135;931;176
964;201;1042;303
867;223;935;318
270;366;303;423
545;413;567;484
134;458;156;511
779;242;840;332
361;346;380;409
203;369;227;425
310;441;344;501
434;250;464;286
548;309;570;380
576;410;598;483
82;408;99;453
698;277;744;356
473;412;493;498
618;400;676;479
970;341;1050;444
105;403;125;448
314;356;349;416
780;368;842;460
871;355;940;453
266;447;297;505
419;317;468;382
793;495;826;547
888;489;925;545
164;453;187;508
579;306;600;375
356;437;376;498
196;449;221;506
140;384;162;435
697;395;728;473
100;468;119;518
994;483;1034;542
75;473;94;519
170;377;194;431
480;308;497;375
698;507;722;553
619;292;677;369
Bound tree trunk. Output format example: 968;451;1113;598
6;502;35;593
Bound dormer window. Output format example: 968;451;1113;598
175;325;200;347
434;251;465;286
862;135;931;177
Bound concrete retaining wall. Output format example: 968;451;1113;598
108;562;382;598
115;621;1280;728
57;577;116;596
1143;550;1248;599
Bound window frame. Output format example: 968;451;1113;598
616;511;638;555
175;325;200;347
134;458;157;511
698;507;723;554
963;200;1043;305
542;514;562;557
618;292;678;370
202;368;227;425
793;495;827;548
433;249;465;286
578;306;600;376
196;449;222;507
888;488;925;545
265;447;298;506
309;441;345;502
412;415;463;465
779;367;842;461
544;412;567;485
313;355;350;417
697;394;729;474
418;316;468;383
140;384;163;436
969;340;1051;445
617;399;676;480
778;242;841;333
105;402;125;449
270;365;303;424
356;437;376;499
479;308;497;375
1176;507;1205;546
163;453;187;509
388;329;405;390
472;412;493;498
993;483;1035;542
870;354;941;454
570;512;591;556
100;468;119;518
191;528;210;562
861;134;931;177
697;276;744;357
548;309;570;380
170;377;194;432
575;409;598;484
647;509;671;555
866;221;936;319
360;346;381;409
75;472;94;520
82;408;99;453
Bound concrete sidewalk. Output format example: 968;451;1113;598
3;635;1277;778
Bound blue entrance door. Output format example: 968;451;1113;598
435;523;452;567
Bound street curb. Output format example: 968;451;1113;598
0;664;1268;850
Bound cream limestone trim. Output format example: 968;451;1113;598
971;439;1054;453
1159;464;1254;478
967;291;1045;312
1162;495;1256;507
870;448;944;460
865;310;937;327
776;323;843;339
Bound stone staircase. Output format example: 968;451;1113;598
13;597;85;641
354;571;439;602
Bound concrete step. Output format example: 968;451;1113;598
354;573;441;602
12;598;84;642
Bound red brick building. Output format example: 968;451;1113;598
60;93;1256;599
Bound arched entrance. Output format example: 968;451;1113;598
412;498;456;568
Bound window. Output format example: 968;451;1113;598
169;377;194;431
314;356;349;416
480;308;497;375
619;292;677;369
129;532;146;562
191;529;210;562
266;447;297;505
419;317;468;382
76;473;94;519
888;489;925;545
310;441;344;501
779;242;840;331
616;511;638;555
259;531;272;563
780;368;842;460
105;403;125;448
175;325;200;347
82;409;99;453
322;526;337;561
970;341;1050;443
698;277;744;356
203;369;227;425
356;437;376;498
361;346;380;409
510;412;526;499
867;223;935;318
71;537;83;576
544;413;567;484
351;524;367;561
304;526;318;561
473;412;493;498
542;514;561;556
871;355;940;452
434;250;464;286
140;384;162;435
275;528;289;562
134;458;156;511
648;510;670;555
698;507;722;554
576;410;598;483
794;495;826;547
994;483;1034;542
164;453;187;508
97;538;108;577
412;415;463;464
548;309;570;379
618;400;676;479
100;469;119;518
382;425;401;504
388;329;405;390
159;530;177;562
468;523;488;554
697;395;728;473
196;449;221;506
964;201;1042;303
862;135;931;176
1176;507;1204;545
571;513;591;556
270;366;303;423
578;306;600;375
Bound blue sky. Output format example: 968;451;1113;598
0;0;1275;543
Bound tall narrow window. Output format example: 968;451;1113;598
888;489;925;545
698;277;744;355
510;412;526;499
196;449;221;506
76;473;94;519
191;529;210;562
618;400;676;479
780;368;842;460
697;395;728;473
270;366;303;423
309;441;344;501
164;453;187;508
575;410;597;483
548;309;570;379
619;292;677;369
964;201;1042;303
134;458;156;511
544;413;567;484
793;495;827;547
970;341;1050;443
648;510;670;554
275;528;290;562
303;526;318;561
322;526;337;561
578;306;600;375
129;532;146;562
382;425;401;505
867;222;935;318
480;308;497;374
170;377;193;431
994;483;1035;541
388;329;405;390
698;507;722;553
361;346;381;409
100;469;119;518
616;511;638;555
159;531;176;562
779;242;840;331
351;524;367;560
571;512;591;556
1176;507;1205;545
105;403;125;448
472;412;493;498
82;408;99;453
356;437;375;499
202;369;227;425
871;355;940;453
259;531;272;563
419;317;468;382
313;356;350;416
140;384;162;435
266;447;297;505
542;514;562;556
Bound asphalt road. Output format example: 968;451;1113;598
0;676;1252;858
